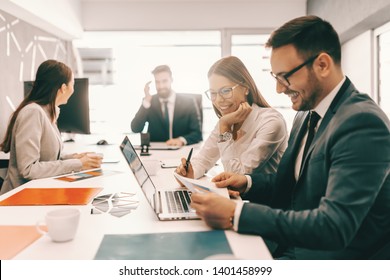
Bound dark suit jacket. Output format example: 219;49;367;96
239;78;390;259
131;94;202;145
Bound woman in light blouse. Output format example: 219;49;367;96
176;56;288;179
0;60;102;195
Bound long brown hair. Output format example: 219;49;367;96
0;60;72;153
207;56;270;118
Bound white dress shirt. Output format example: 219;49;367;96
191;104;288;179
294;76;345;180
142;91;186;144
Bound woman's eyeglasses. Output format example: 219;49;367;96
204;84;240;101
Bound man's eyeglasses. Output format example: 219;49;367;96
205;84;240;101
270;54;319;87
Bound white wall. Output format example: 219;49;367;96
0;0;307;38
342;31;373;97
81;1;306;31
0;0;83;39
308;0;390;43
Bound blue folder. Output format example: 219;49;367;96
94;230;232;260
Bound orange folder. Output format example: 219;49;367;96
0;187;103;206
55;170;103;182
0;225;47;259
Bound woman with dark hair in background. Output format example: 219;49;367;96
176;56;287;179
0;59;101;195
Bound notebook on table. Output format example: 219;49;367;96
0;187;102;206
119;136;198;220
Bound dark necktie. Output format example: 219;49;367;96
301;111;320;167
163;101;169;131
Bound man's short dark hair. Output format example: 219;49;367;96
151;65;172;76
266;15;341;65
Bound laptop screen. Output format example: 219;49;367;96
120;136;156;210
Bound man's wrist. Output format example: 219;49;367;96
232;201;245;231
244;175;252;194
178;136;187;146
230;215;235;228
142;98;152;108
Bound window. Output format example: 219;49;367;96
74;30;296;135
228;32;295;130
74;31;221;134
375;23;390;119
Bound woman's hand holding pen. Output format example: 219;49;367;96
175;148;194;187
175;159;194;188
175;157;194;178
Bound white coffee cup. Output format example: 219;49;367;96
142;159;160;176
36;208;80;242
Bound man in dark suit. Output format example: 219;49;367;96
190;16;390;259
131;65;202;146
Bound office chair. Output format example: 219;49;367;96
181;93;203;133
0;159;9;190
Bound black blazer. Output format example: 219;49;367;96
239;78;390;259
131;94;202;145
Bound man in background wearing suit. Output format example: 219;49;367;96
131;65;202;146
190;16;390;259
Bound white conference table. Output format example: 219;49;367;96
0;134;272;260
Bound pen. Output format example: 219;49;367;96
185;148;193;172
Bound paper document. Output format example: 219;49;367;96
174;173;229;198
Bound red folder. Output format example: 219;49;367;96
0;187;103;206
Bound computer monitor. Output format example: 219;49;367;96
23;78;91;136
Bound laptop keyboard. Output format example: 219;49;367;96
165;190;192;213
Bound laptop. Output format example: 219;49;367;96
134;142;181;151
119;136;199;220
